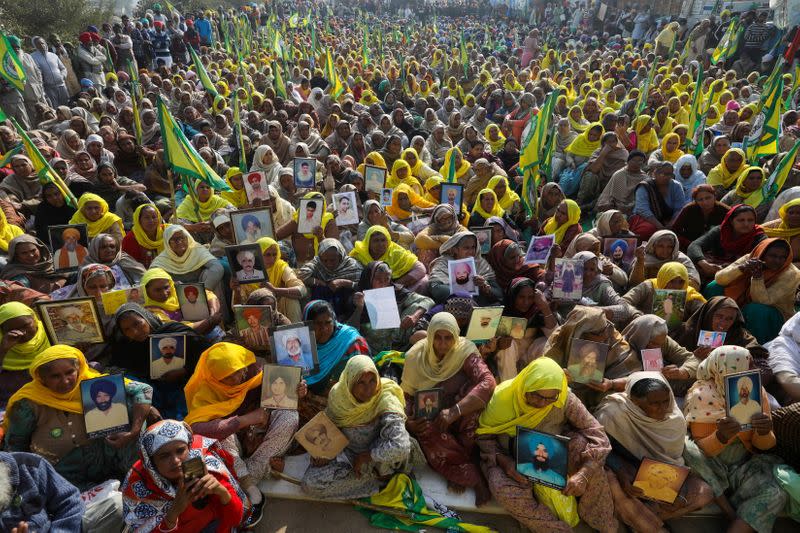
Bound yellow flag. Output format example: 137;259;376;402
0;34;26;91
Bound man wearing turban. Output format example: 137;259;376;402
84;378;128;434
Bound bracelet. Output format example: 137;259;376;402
454;403;462;417
542;313;554;319
574;471;589;484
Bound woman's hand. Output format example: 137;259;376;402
620;476;645;499
585;378;613;392
601;262;614;275
698;260;721;278
715;416;742;443
312;225;324;240
328;279;353;292
739;259;763;277
562;472;589;497
170;477;195;516
661;365;689;380
433;407;459;433
10;522;29;533
352;292;365;307
693;345;713;361
310;456;331;467
353;450;373;478
400;315;416;330
497;454;529;485
190;473;230;503
496;335;513;351
474;275;491;294
634;244;646;262
240;408;269;428
105;429;138;449
297;380;308;400
405;416;430;435
0;329;25;354
750;412;772;436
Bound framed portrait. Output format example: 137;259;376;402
149;334;186;380
414;388;443;421
234;305;273;350
465;305;504;341
567;339;608;384
472;226;492;255
641;348;663;371
230;207;275;244
553;258;583;301
80;374;130;439
48;223;89;273
293;157;317;188
380;188;393;206
333;191;360;226
101;286;144;315
440;183;463;210
363;164;387;194
37;297;105;345
524;235;554;266
497;316;527;339
633;458;690;504
448;257;478;296
653;289;686;329
297;197;324;234
515;427;570;490
724;369;762;429
175;283;210;321
295;411;349;460
260;364;302;410
271;322;319;376
697;330;726;348
225;243;267;285
243;171;271;203
603;237;637;269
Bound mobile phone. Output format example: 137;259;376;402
181;456;206;483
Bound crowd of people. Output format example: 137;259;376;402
1;0;800;532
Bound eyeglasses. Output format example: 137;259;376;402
529;391;560;403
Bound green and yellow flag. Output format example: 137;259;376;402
232;94;247;173
520;89;561;217
272;60;287;100
156;97;230;191
10;118;76;207
635;62;656;118
749;139;800;207
744;75;783;163
189;47;218;97
0;145;22;168
362;26;370;66
325;48;344;99
460;31;469;77
711;20;741;65
685;64;705;152
0;33;26;91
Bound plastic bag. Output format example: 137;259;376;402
533;484;579;527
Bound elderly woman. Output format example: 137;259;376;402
357;200;414;247
706;148;747;200
623;262;706;331
670;184;730;249
82;232;146;287
121;204;165;269
150;225;224;303
175;180;234;238
540;199;582;250
476;358;618;532
184;342;301;509
140;267;222;334
302;355;419;499
0;235;67;293
122;419;255;532
350;226;428;293
348;261;434;353
540;306;642;409
69;192;125;241
428;231;501;305
4;345;152;490
595;373;714;531
414;204;469;267
556;251;630;323
402;312;495;504
487;239;542;292
1;155;42;216
763;198;800;266
683;346;787;533
629;229;701;288
0;302;51;406
297;238;363;316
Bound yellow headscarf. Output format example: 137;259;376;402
648;262;706;303
477;358;568;436
733;166;765;201
660;133;684;163
349;225;418;278
764;198;800;238
221;167;248;207
0;210;23;253
0;302;51;371
471;188;505;219
487;175;520;210
654;106;676;138
565;123;602;157
141;267;180;312
291;191;334;254
69;193;124;239
386;183;435;219
184;342;263;425
484;124;507;153
401;147;424;177
131;204;165;253
438;147;471;182
568;106;589;132
356;151;387;176
543;199;581;245
386;159;423;194
3;345;102;431
257;236;288;287
423;175;444;203
326;355;406;427
707;148;746;188
400;312;478;394
175;180;234;222
633;115;659;153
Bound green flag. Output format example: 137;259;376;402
232;94;247;173
0;33;26;91
744;75;783;163
711;19;740;65
685;64;705;152
750;139;800;207
635;62;656;118
189;47;218;97
362;26;370;66
272;61;288;100
460;31;469;77
11;119;76;207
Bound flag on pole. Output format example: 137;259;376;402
232;94;247;173
520;89;561;217
189;47;218;97
711;20;740;65
0;106;6;122
272;60;287;99
634;62;656;118
685;64;705;152
156;97;230;191
460;31;469;77
164;0;182;19
744;75;783;163
362;26;370;66
325;48;344;99
10;119;76;207
0;145;22;168
749;140;800;207
0;33;26;91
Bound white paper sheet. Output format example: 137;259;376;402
364;287;401;329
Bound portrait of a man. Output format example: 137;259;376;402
239;214;263;244
150;336;185;379
53;227;88;270
245;172;269;201
83;377;128;435
234;249;263;282
178;284;209;321
240;307;270;348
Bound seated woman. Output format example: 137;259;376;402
175;180;234;241
595;373;714;531
111;303;209;419
536;182;566;232
563;122;603;182
4;345;152;490
184;342;301;508
402;312;495;504
476;358;618;532
414;204;468;267
468;188;505;228
488;175;522;224
765;312;800;404
629;162;686;240
623;262;706;331
672;154;707;202
683;346;787;533
0;235;67;293
540;199;581;251
348;261;434;353
385;183;436;225
646;132;684;167
297;238;363;317
708;238;799;344
385;159;424;195
275;191;338;266
34;182;77;249
121;204;165;269
357;200;414;247
720;166;770;221
629;229;701;288
670;184;729;249
122;419;255;533
140;267;222;335
69;192;125;242
540;306;642;409
565;233;630;290
762;197;800;266
350;226;428;293
706;147;746;200
82;233;146;287
428;231;501;305
402;147;440;183
221;167;249;209
302;355;419;499
0;302;50;407
151;225;225;304
588;209;637;241
487;239;543;292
